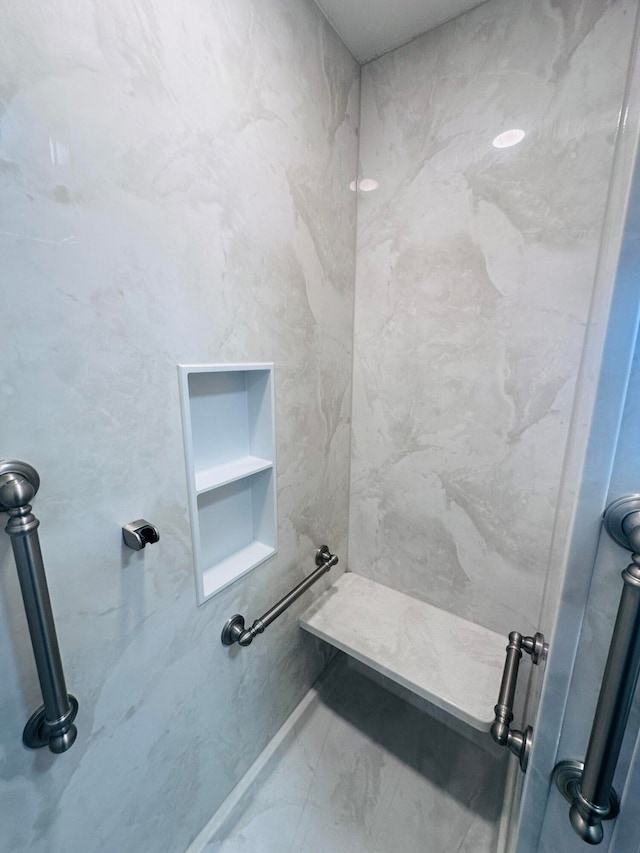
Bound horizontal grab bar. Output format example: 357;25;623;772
221;545;339;647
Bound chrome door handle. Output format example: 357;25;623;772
554;495;640;844
0;460;78;753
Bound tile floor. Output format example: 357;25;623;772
203;655;508;853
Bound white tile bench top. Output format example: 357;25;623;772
299;572;507;732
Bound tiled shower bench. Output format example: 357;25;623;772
299;572;507;732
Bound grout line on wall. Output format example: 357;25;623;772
345;61;363;577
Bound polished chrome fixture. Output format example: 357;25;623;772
122;519;160;551
554;494;640;845
491;629;546;772
0;460;78;753
222;545;339;646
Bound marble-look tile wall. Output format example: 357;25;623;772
0;2;358;852
349;0;635;635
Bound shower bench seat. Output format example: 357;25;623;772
299;572;506;732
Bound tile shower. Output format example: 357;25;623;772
0;1;635;853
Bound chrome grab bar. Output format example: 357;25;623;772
555;495;640;845
491;630;546;772
0;460;78;753
221;545;339;647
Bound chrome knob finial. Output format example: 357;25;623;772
0;461;40;511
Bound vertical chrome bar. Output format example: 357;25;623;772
490;631;545;773
0;461;78;754
554;495;640;844
9;518;72;720
491;631;523;747
580;563;640;809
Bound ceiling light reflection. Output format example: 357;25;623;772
492;129;525;149
349;178;379;192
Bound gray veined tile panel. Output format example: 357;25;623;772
0;0;359;850
299;572;506;730
349;0;636;638
201;655;508;853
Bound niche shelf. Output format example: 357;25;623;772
178;364;277;604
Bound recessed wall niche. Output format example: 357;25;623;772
178;364;277;604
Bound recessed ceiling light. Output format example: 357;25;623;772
349;178;380;192
492;129;525;149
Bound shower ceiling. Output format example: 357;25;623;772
314;0;489;63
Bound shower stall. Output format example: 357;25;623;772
1;0;640;851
